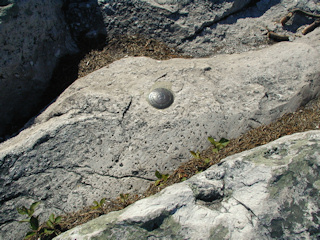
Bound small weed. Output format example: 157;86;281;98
17;202;41;239
204;158;211;165
181;177;187;182
208;137;230;153
44;213;62;236
190;150;201;159
91;198;106;210
119;193;129;204
17;201;61;239
155;170;169;186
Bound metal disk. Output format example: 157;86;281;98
148;88;174;109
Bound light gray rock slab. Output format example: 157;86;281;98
0;28;319;240
0;0;78;137
54;130;320;240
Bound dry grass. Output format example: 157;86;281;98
29;34;320;239
77;35;187;78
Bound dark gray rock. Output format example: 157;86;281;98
93;0;320;57
54;130;320;239
0;0;77;137
179;0;320;57
97;0;252;49
0;27;319;240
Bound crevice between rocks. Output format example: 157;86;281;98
181;0;263;42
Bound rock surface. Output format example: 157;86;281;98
97;0;252;48
2;0;319;139
2;0;320;140
54;130;320;240
0;0;77;138
0;28;319;240
93;0;320;56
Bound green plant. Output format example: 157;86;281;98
190;150;201;159
119;193;129;203
17;201;62;239
203;158;211;164
91;198;106;210
17;202;40;219
155;170;169;186
17;202;41;239
44;213;62;236
208;137;230;153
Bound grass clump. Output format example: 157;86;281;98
17;202;62;239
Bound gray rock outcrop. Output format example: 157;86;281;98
97;0;252;47
0;0;77;138
54;130;320;240
94;0;320;56
0;27;319;240
2;0;319;139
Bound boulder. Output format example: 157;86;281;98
0;28;319;239
97;0;252;47
94;0;320;56
0;0;77;138
54;130;320;240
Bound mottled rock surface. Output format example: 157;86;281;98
93;0;320;56
0;28;319;240
55;130;320;240
0;0;77;138
2;0;319;139
98;0;252;47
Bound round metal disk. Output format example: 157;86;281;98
148;88;174;109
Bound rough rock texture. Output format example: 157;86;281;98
1;0;319;140
0;0;77;138
54;130;320;240
178;0;320;57
98;0;252;47
0;28;319;240
91;0;320;56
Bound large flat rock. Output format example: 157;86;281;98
0;29;319;239
55;130;320;239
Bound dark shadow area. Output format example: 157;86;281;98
140;211;171;231
0;1;11;6
282;12;315;33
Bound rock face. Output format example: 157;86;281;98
97;0;252;47
54;130;320;240
0;28;319;239
93;0;320;56
0;0;77;138
1;0;319;139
